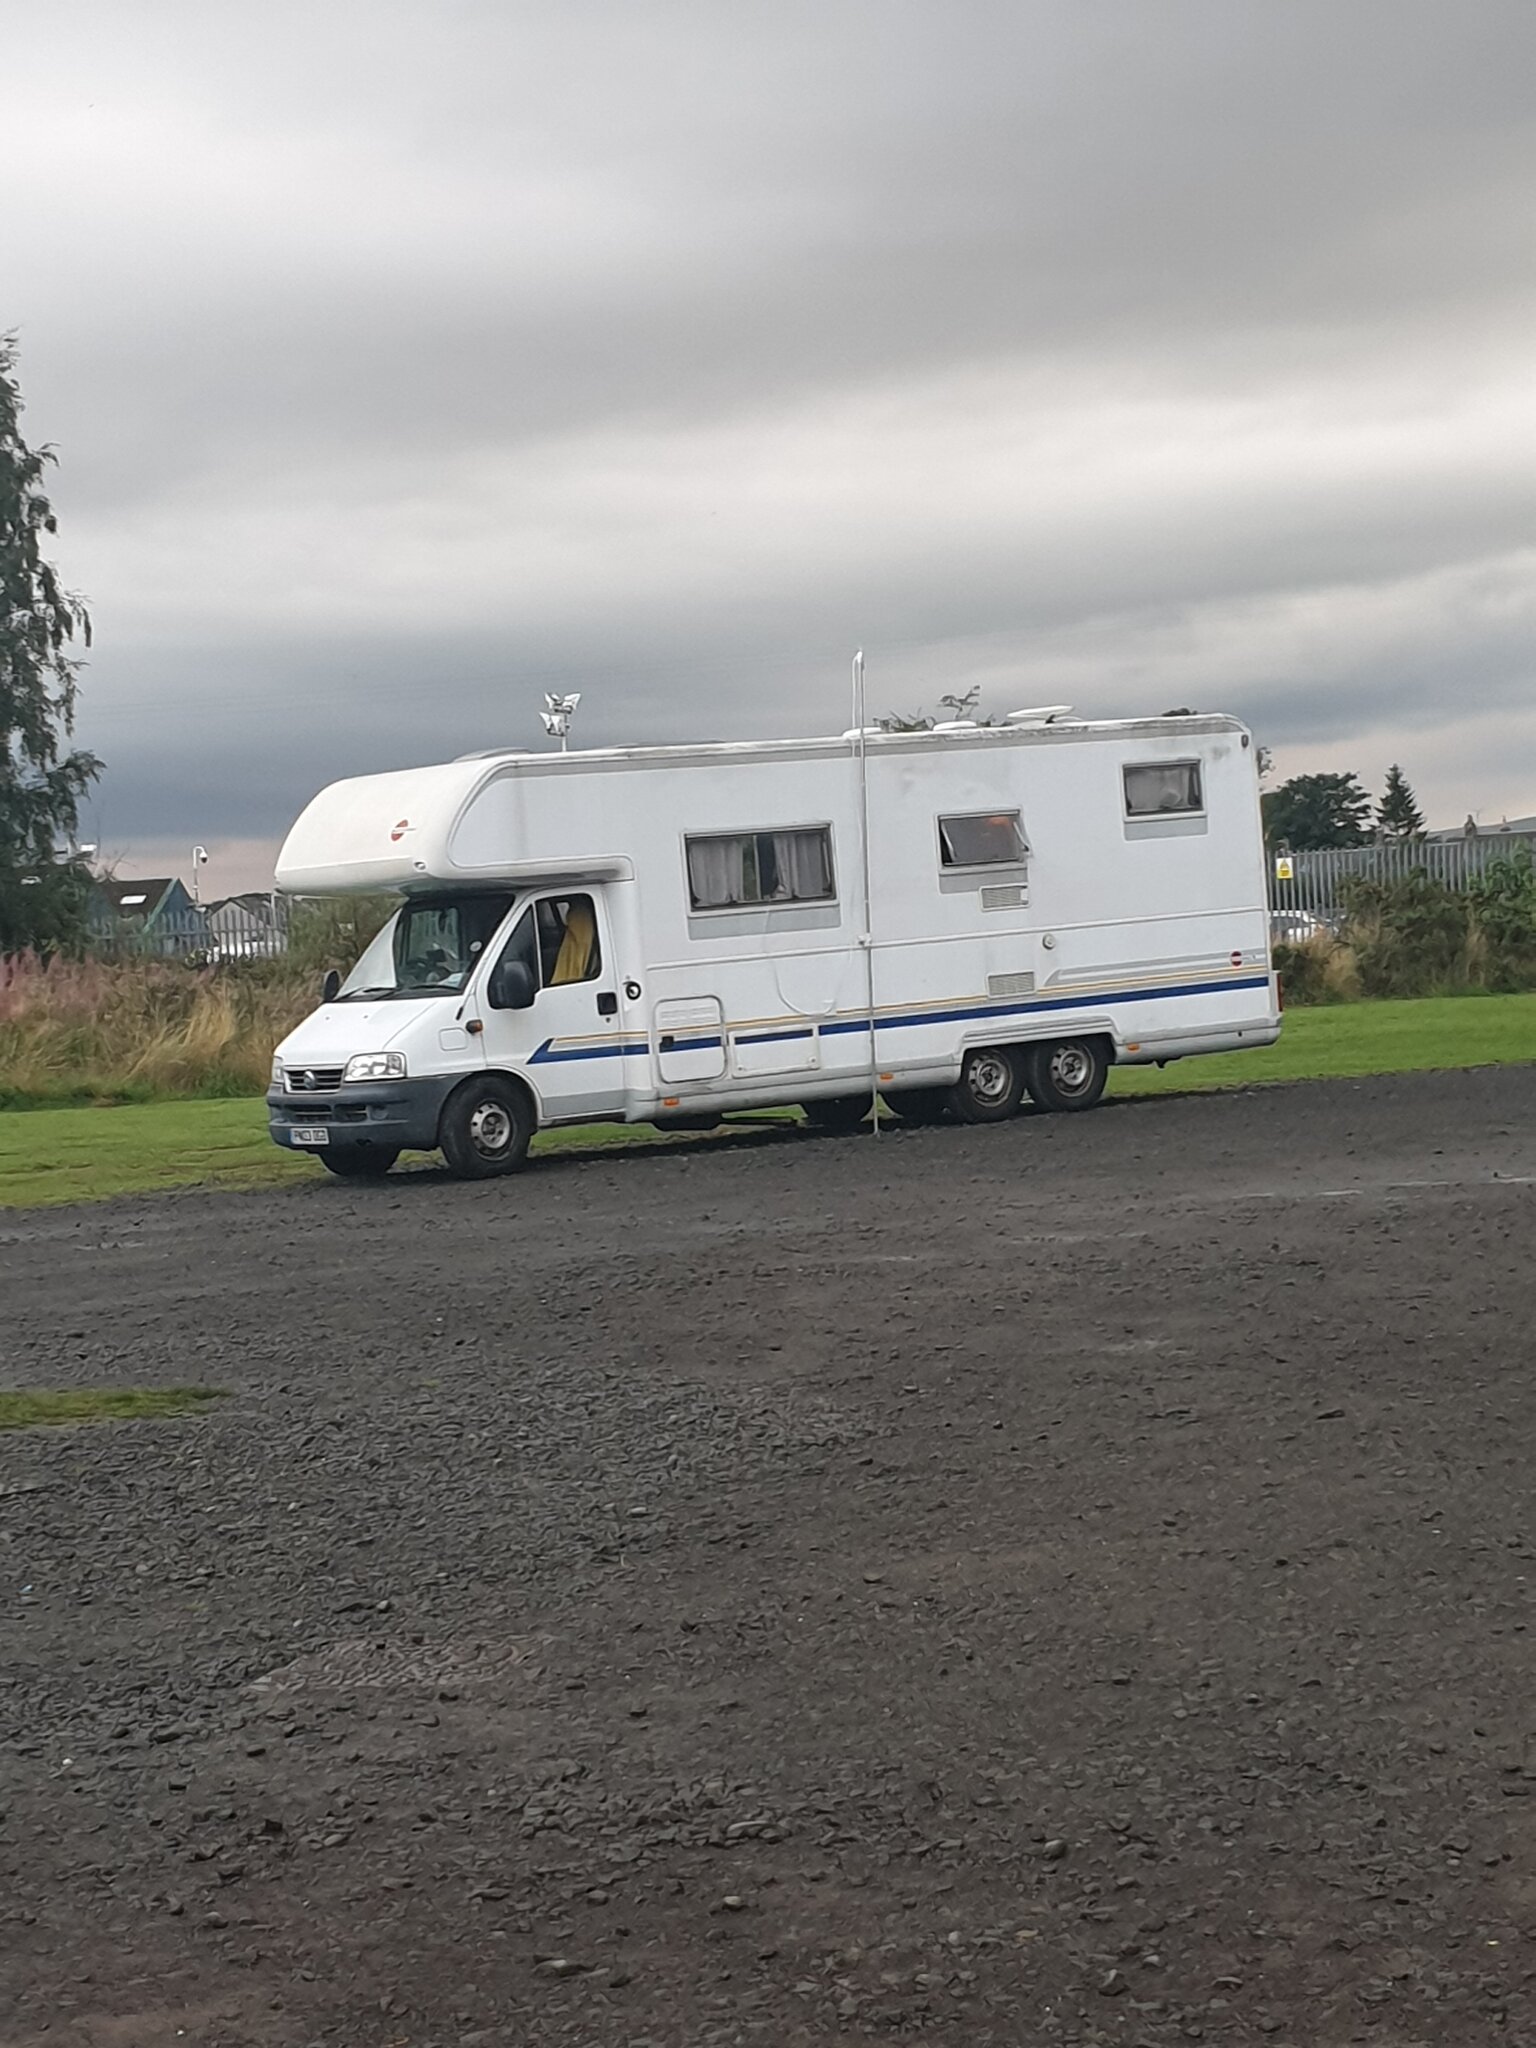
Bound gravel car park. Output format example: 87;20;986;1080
3;1068;1534;2046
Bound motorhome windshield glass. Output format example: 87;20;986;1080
336;895;515;1000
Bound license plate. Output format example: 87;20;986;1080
289;1126;330;1147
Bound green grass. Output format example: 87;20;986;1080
0;1097;313;1207
0;1387;225;1431
1109;991;1536;1094
1;992;1532;1208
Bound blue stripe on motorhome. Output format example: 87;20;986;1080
526;972;1272;1066
819;972;1273;1038
528;1038;652;1064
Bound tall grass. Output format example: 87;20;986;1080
0;953;314;1107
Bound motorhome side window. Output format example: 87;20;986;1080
937;811;1026;869
1123;762;1203;817
685;828;835;910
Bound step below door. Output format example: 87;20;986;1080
653;997;726;1085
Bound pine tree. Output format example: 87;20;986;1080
0;334;99;952
1376;763;1425;840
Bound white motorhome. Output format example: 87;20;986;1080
268;711;1279;1178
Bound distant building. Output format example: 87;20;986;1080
89;876;207;956
1424;814;1536;843
205;893;286;959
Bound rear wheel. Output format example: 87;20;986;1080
319;1144;400;1179
439;1077;533;1178
1025;1037;1110;1112
802;1095;871;1132
948;1046;1025;1124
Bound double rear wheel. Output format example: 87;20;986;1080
893;1036;1111;1127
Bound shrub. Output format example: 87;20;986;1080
1468;847;1536;991
285;894;397;976
1271;934;1356;1006
1338;870;1471;998
0;952;315;1106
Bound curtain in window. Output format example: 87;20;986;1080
550;898;600;983
687;837;745;907
766;830;833;901
687;830;833;907
1126;763;1201;815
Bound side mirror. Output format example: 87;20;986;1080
488;959;536;1011
321;968;342;1003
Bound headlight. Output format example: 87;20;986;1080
270;1057;284;1090
343;1052;407;1083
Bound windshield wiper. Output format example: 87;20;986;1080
336;984;396;1002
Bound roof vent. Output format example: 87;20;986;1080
1006;704;1074;725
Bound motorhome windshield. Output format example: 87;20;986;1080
335;895;515;1001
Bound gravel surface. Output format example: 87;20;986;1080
3;1069;1535;2047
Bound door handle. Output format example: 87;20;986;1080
659;1033;675;1050
596;990;618;1017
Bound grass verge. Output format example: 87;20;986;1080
1111;991;1536;1093
1;992;1532;1208
0;1388;225;1431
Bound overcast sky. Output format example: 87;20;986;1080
5;0;1535;891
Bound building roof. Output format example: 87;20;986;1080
205;892;278;920
94;876;178;918
1425;814;1536;842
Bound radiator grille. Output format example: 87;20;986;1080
283;1065;346;1093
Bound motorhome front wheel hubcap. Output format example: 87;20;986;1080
970;1054;1010;1102
1051;1047;1092;1093
469;1100;513;1155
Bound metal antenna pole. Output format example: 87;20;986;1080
852;650;880;1133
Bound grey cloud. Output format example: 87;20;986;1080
7;0;1536;871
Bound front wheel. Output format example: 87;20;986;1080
319;1145;400;1179
948;1046;1024;1124
1025;1038;1110;1113
439;1078;534;1179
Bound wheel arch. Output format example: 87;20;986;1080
437;1066;540;1143
977;1022;1120;1061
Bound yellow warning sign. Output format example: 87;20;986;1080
1274;855;1294;881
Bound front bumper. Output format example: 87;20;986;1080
267;1076;460;1154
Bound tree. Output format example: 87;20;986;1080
1;334;99;954
1261;771;1372;850
1375;763;1425;840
